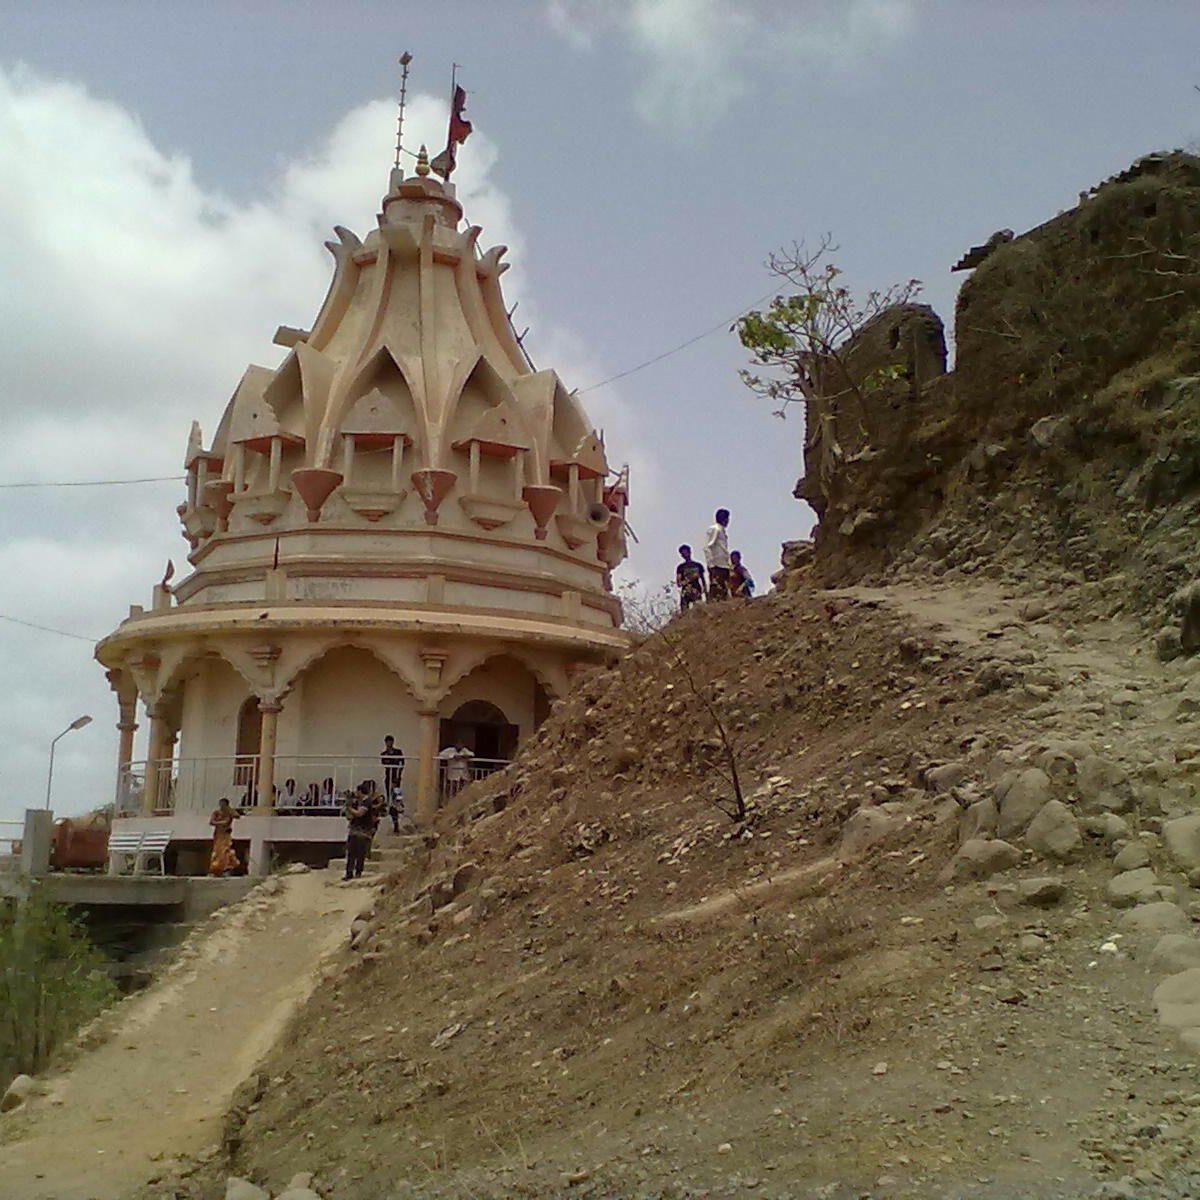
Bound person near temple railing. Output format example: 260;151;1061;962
209;798;242;876
439;744;473;799
278;778;300;813
319;777;336;811
380;736;405;803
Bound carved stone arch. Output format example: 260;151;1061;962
319;342;426;468
155;640;209;699
278;636;422;702
438;647;565;702
208;642;278;700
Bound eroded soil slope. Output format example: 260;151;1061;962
188;583;1200;1200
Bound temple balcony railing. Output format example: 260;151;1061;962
116;754;511;818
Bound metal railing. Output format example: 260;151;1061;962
436;757;510;799
0;818;22;860
115;753;511;817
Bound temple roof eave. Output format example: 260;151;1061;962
94;603;629;669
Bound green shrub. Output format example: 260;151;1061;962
0;893;116;1089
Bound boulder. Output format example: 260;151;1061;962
840;807;906;860
1153;968;1200;1031
1156;625;1183;663
941;838;1021;882
1106;868;1170;909
1119;902;1191;936
1151;935;1200;974
1163;815;1200;877
959;798;998;844
926;761;968;793
1025;800;1081;862
1017;877;1068;908
225;1180;270;1200
1081;812;1131;845
1037;745;1079;784
278;1190;321;1200
0;1074;39;1113
1112;841;1151;872
996;768;1052;840
1174;579;1200;654
1076;756;1134;814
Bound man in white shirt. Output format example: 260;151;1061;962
704;508;732;600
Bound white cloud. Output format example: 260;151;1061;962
0;63;649;825
546;0;918;126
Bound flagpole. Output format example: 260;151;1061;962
445;62;461;181
394;52;413;173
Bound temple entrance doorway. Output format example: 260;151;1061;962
439;699;518;762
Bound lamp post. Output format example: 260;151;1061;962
45;715;93;810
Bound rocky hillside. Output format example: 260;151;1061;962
81;149;1200;1200
147;571;1200;1200
786;152;1200;658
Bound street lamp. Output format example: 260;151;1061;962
45;715;93;810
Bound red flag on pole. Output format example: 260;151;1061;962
431;84;472;181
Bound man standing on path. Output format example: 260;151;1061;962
704;508;732;601
342;787;374;881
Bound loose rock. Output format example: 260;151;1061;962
1119;902;1191;936
996;768;1052;839
1017;877;1068;907
1106;868;1171;909
942;838;1021;882
1025;799;1081;862
1151;934;1200;973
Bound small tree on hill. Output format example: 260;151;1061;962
656;625;747;824
735;235;922;423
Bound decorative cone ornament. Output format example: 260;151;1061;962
522;484;562;541
411;468;457;525
291;468;343;523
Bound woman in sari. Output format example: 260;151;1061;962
209;797;241;876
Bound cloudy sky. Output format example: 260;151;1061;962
1;0;1197;829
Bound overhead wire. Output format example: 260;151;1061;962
0;613;100;643
574;286;778;394
0;475;185;490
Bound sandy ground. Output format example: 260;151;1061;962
0;871;356;1200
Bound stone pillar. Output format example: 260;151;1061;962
106;669;139;794
20;809;52;878
415;709;440;825
247;837;272;878
256;700;281;812
143;706;169;814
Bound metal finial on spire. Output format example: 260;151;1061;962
394;52;413;172
415;144;431;177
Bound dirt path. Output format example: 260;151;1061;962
0;871;357;1200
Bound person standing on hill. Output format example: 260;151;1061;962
730;550;755;600
704;508;732;600
675;544;707;611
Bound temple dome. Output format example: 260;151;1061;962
95;155;629;865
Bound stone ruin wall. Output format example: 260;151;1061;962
787;152;1200;650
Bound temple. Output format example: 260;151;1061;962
95;146;630;875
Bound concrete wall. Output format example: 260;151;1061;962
179;656;250;762
294;645;422;773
